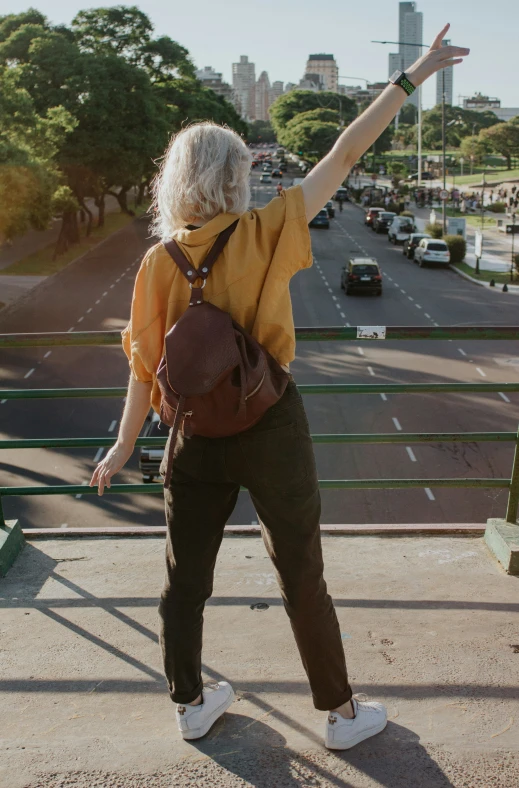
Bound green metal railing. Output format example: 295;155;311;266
1;327;518;527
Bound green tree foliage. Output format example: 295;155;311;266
269;90;356;137
480;122;519;169
458;135;491;166
421;105;499;150
247;120;276;144
282;119;342;162
388;161;408;186
398;103;417;125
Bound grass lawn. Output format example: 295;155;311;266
453;262;516;286
451;168;519;187
1;202;150;277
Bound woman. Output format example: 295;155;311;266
90;26;468;750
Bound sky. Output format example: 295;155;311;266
2;0;518;110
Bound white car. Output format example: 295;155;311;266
414;238;451;267
260;173;272;183
388;215;416;244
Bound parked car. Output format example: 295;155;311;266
364;207;384;227
271;168;283;178
333;187;349;202
403;233;431;260
260;172;272;183
406;171;434;181
373;211;397;233
139;411;168;482
325;200;335;218
341;257;382;296
414;238;451;267
388;215;416;244
309;209;330;228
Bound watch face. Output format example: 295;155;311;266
390;70;402;83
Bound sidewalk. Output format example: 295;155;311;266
1;532;518;787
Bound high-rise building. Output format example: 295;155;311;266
255;71;272;122
298;73;325;92
388;2;423;108
195;66;233;103
232;55;256;121
435;40;453;106
272;81;284;101
304;54;338;92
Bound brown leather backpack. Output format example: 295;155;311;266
157;220;290;487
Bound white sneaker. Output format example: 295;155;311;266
325;694;387;750
175;681;234;740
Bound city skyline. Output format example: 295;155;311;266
20;0;519;110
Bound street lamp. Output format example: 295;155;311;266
511;213;516;283
372;39;427;186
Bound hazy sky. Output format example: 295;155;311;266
2;0;518;110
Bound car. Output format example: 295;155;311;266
139;410;169;482
262;163;272;171
333;187;349;202
260;172;272;183
325;200;335;218
279;161;288;172
406;171;434;181
271;168;283;178
388;215;416;244
364;207;384;227
403;233;431;259
309;209;330;228
373;211;397;233
341;257;382;296
414;238;451;267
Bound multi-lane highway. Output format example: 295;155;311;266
1;160;518;530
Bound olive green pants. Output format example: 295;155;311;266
159;381;352;711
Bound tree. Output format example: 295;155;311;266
248;120;276;144
269;90;356;136
398;103;417;125
388;161;408;187
458;135;490;166
421;105;499;150
282;119;342;162
480;122;519;169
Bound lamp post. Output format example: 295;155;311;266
481;169;487;231
372;39;427;186
511;212;516;283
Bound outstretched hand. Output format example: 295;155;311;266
406;24;470;87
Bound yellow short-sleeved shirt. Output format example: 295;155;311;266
121;185;312;414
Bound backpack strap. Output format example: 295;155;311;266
163;220;239;285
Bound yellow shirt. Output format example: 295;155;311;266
121;185;312;414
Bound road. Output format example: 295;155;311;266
1;160;518;530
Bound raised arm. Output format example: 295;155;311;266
301;24;470;221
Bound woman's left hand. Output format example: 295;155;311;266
406;24;470;87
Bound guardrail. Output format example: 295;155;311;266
1;327;518;528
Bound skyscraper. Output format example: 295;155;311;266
436;40;453;106
388;2;423;108
272;81;284;101
304;54;338;92
255;71;272;122
232;56;256;121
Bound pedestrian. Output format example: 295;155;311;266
89;25;469;751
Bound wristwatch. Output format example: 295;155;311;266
389;70;416;96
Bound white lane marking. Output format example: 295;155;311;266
327;287;333;293
68;327;74;332
332;295;338;301
415;304;422;309
116;277;121;282
392;417;402;431
499;392;511;403
400;289;406;294
425;488;436;501
357;347;365;356
86;308;92;314
95;299;101;305
406;447;417;462
77;316;84;323
433;322;440;327
346;322;351;327
367;366;375;376
458;348;467;357
408;296;414;302
24;368;35;379
335;303;342;310
102;291;108;297
380;393;387;401
108;420;117;432
93;447;104;463
75;480;88;499
109;284;115;289
424;313;431;319
476;367;486;377
44;351;52;359
340;312;346;319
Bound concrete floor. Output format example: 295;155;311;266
1;533;518;787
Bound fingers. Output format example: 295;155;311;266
437;45;470;60
430;23;450;50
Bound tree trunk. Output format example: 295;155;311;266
506;154;512;170
53;210;80;259
108;186;135;216
79;199;94;236
95;194;105;228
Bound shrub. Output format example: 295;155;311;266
401;210;415;218
352;188;363;202
444;234;467;263
386;201;400;213
514;253;519;274
425;222;443;238
487;201;506;213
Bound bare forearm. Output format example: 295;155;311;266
117;374;153;448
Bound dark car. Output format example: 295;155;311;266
364;207;384;227
279;161;288;172
271;168;283;178
403;233;432;260
333;187;349;202
309;208;330;229
373;211;396;233
325;200;335;218
406;171;434;181
262;162;272;171
341;258;382;296
139;410;169;482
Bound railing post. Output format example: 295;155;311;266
0;493;5;528
505;425;519;524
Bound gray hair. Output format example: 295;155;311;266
150;122;252;240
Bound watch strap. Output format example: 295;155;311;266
389;70;416;96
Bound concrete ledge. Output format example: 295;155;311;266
484;518;519;574
0;520;25;577
22;523;485;538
